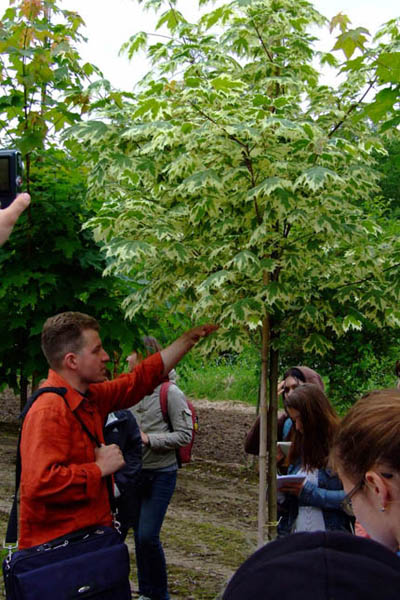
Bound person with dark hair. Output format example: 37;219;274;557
19;312;217;549
331;388;400;554
280;366;324;397
245;366;324;455
222;530;400;600
277;383;351;537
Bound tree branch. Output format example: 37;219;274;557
189;101;248;149
242;148;263;225
328;78;377;138
252;21;274;63
334;262;400;291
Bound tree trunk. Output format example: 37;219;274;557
19;372;28;413
257;314;270;548
266;339;279;540
32;371;41;392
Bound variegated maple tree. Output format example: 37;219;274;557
69;0;400;542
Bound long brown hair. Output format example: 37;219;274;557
331;389;400;482
284;383;340;470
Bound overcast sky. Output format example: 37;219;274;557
0;0;398;89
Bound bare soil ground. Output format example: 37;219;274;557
0;392;260;599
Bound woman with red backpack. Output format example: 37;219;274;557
127;337;193;600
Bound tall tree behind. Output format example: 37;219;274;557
0;0;141;405
68;0;400;542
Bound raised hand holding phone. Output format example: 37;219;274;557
0;192;30;246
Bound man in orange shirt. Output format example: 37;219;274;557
19;311;217;549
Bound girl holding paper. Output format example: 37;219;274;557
277;383;352;537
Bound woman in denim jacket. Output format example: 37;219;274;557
277;383;353;537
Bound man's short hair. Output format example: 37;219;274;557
41;312;99;368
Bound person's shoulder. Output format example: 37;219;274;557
318;467;343;488
114;408;138;423
166;382;186;401
28;388;67;413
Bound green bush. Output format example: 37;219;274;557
177;327;400;416
178;347;260;405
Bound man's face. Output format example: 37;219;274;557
74;329;110;385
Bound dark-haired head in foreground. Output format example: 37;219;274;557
223;531;400;600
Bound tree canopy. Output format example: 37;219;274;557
66;0;400;541
69;0;400;354
0;0;146;401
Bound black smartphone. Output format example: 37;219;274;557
0;150;23;209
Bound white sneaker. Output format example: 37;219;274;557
138;596;152;600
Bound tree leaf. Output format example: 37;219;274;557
333;27;370;59
295;167;342;191
365;88;398;123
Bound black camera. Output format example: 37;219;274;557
0;150;23;209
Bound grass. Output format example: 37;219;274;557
179;349;259;406
164;519;253;569
179;345;400;416
121;461;259;600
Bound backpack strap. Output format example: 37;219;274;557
64;404;117;516
6;387;68;546
159;381;182;468
19;386;68;420
5;386;115;546
159;381;173;429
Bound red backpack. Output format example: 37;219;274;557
159;381;198;466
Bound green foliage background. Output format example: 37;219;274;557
0;0;399;419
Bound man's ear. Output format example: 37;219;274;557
365;470;392;509
63;352;78;371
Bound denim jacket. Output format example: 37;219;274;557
277;460;352;537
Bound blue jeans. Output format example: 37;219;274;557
133;469;177;600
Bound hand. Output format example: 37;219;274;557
141;430;149;445
95;443;125;477
277;380;285;396
0;192;30;246
277;445;285;463
279;481;305;496
183;324;219;346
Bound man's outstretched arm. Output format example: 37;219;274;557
160;324;219;376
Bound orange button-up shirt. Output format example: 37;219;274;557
19;352;163;549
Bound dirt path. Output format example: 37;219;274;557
0;394;260;599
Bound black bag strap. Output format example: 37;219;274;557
5;387;67;545
19;386;68;421
5;386;115;546
65;399;116;514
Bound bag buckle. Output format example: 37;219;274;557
3;540;18;562
113;511;121;535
